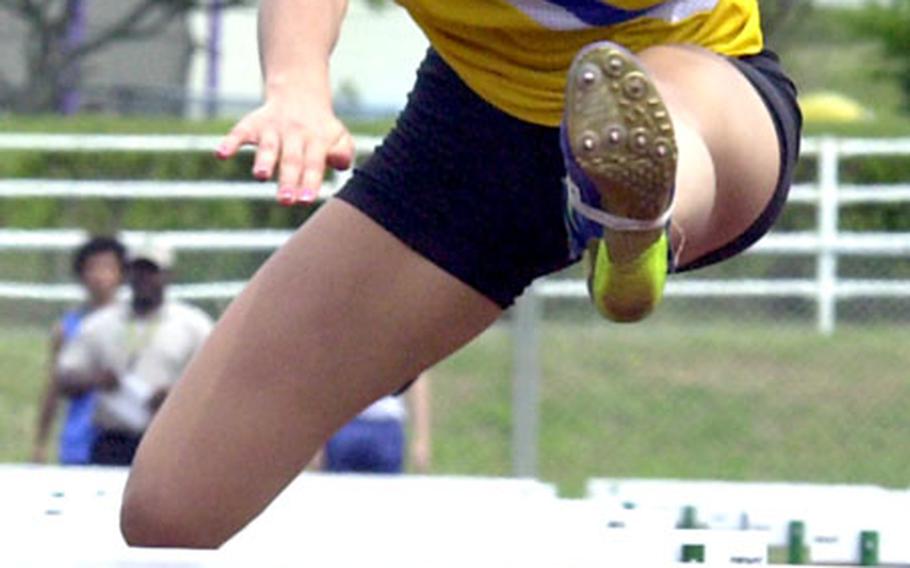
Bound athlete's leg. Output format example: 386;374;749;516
639;44;781;266
120;199;501;548
564;43;785;320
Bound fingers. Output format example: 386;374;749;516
300;139;328;203
217;109;353;207
277;130;306;205
326;131;355;171
275;126;348;206
252;128;280;181
216;121;258;160
278;138;326;205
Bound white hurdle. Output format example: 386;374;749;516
4;465;908;566
586;477;910;565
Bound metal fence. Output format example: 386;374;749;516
4;135;910;331
2;133;910;488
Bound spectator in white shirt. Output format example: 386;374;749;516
56;238;213;466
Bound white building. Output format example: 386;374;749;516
186;2;429;118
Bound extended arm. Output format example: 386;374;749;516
56;367;118;397
409;373;432;473
217;0;354;205
32;324;65;462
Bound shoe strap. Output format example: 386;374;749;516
565;176;675;232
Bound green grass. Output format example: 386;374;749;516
530;318;910;495
7;316;910;497
803;117;910;138
439;316;910;496
8;106;910;140
0;326;48;461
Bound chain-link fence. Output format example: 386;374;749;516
2;135;910;497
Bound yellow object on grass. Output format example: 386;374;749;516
799;91;873;124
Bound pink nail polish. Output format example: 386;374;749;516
215;145;228;158
300;189;318;203
277;188;294;204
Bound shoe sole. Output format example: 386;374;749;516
564;41;677;225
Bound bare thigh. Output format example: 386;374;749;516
121;199;501;547
638;45;781;265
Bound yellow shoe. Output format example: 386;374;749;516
561;41;677;322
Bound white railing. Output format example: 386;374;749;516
0;132;376;301
3;133;910;477
0;133;384;154
2;134;910;336
527;137;910;335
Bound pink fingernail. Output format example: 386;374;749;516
300;189;318;203
215;145;228;159
253;168;269;180
277;187;294;204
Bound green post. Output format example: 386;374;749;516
788;520;808;565
679;505;699;529
860;531;879;566
681;544;705;563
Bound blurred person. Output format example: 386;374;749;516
32;236;127;465
55;238;213;466
122;0;801;547
322;373;431;474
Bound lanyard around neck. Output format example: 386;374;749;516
125;311;162;371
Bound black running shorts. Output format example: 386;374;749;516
337;48;802;308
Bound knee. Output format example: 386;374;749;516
120;482;223;549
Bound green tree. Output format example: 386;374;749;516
760;0;813;47
845;2;910;111
0;0;252;113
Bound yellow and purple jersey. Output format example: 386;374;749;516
397;0;763;125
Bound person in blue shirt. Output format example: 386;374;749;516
321;373;431;474
32;236;127;465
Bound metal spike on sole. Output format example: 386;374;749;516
564;42;677;224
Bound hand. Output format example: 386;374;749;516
215;94;354;206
